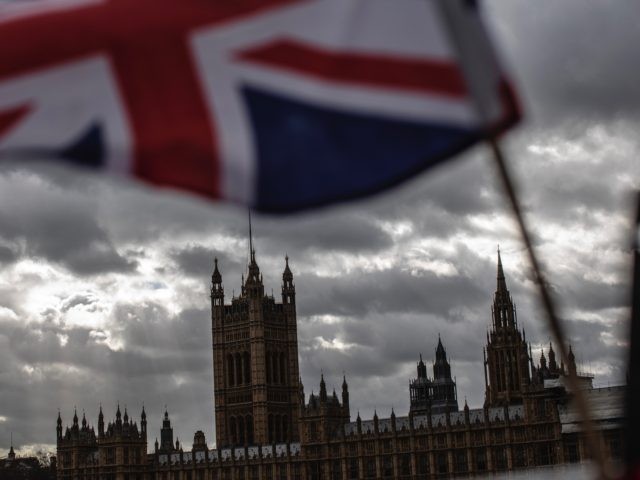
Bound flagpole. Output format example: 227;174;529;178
488;137;611;479
624;191;640;475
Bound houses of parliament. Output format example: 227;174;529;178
55;250;624;479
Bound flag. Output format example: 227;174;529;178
0;0;520;212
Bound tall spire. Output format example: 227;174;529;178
492;249;517;330
8;432;15;460
497;246;507;293
319;372;327;402
433;336;452;381
212;257;222;284
417;353;427;379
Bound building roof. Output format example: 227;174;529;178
558;386;625;434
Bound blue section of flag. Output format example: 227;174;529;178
243;87;476;211
59;123;104;167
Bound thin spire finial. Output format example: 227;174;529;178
248;208;254;260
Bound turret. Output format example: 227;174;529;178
211;258;224;307
8;437;15;461
548;343;558;372
319;373;327;403
98;406;104;437
492;249;517;331
540;349;547;369
244;249;264;298
57;412;63;441
342;375;350;420
123;407;129;425
282;255;295;305
73;408;79;430
433;336;452;380
567;345;577;377
141;406;147;438
160;409;174;452
417;354;427;379
116;404;122;427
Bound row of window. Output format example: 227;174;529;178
225;351;289;387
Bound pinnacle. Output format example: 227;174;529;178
496;248;508;294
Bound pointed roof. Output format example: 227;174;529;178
497;247;507;292
319;372;327;400
283;255;293;280
8;439;15;460
436;335;446;359
212;257;222;284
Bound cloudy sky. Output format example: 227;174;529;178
0;0;639;457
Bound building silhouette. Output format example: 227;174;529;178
55;251;624;479
211;251;300;448
410;337;459;416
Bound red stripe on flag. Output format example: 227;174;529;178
0;104;30;138
236;39;468;98
0;0;303;198
111;38;220;198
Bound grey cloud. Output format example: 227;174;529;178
0;0;635;454
488;0;640;123
0;243;18;264
171;245;241;280
0;171;137;275
61;294;97;313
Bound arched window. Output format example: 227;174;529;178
235;353;242;385
238;416;245;445
229;416;237;445
275;415;282;443
266;353;272;384
243;352;251;384
279;353;286;384
268;415;274;444
246;415;254;445
282;415;288;442
227;354;234;386
272;353;279;384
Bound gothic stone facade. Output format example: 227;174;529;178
56;252;625;479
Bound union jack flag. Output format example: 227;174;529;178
0;0;519;212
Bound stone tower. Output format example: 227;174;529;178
409;338;458;416
212;251;300;448
431;337;458;413
484;251;532;406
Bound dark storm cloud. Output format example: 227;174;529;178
171;245;241;280
254;212;394;255
0;0;636;453
0;169;137;275
487;0;640;123
112;303;210;358
0;309;214;451
296;268;485;319
0;243;18;264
